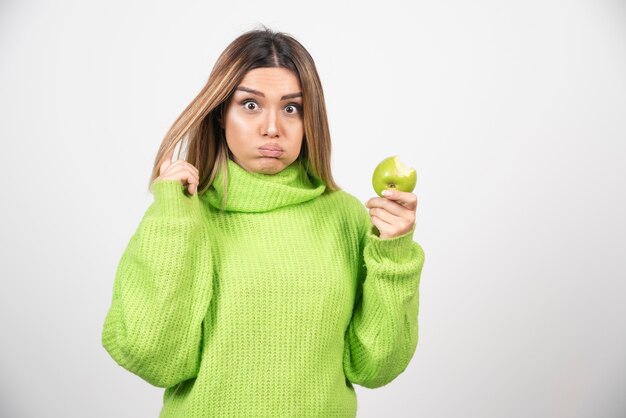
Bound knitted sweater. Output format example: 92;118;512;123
102;158;425;417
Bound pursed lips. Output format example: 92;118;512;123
258;143;284;157
259;143;283;151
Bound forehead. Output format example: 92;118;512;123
237;67;301;94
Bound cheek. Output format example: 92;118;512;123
225;116;257;148
225;113;252;136
286;119;304;139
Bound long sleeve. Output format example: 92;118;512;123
343;203;426;389
101;180;213;388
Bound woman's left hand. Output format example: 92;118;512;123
365;189;418;240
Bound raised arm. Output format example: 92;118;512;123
343;193;425;388
101;179;213;388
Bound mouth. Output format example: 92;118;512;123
258;144;284;158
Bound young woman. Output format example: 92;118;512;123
102;26;425;417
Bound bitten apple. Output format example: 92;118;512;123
372;156;417;197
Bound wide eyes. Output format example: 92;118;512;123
241;99;302;115
284;104;300;114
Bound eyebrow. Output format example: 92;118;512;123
236;86;302;100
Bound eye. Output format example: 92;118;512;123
285;103;302;115
242;100;259;111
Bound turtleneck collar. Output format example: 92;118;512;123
202;158;327;213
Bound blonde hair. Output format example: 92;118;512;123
148;25;340;207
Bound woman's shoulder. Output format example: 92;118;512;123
319;189;369;224
321;188;363;208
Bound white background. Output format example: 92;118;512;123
1;0;625;417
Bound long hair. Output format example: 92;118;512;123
148;25;340;205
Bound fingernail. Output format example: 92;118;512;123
382;190;392;197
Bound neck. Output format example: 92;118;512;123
202;158;327;212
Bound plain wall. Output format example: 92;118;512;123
0;0;625;417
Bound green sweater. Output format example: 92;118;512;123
102;158;425;417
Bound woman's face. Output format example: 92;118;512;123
222;67;304;174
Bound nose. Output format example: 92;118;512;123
263;108;279;138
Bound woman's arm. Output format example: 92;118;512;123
101;180;213;388
343;201;425;388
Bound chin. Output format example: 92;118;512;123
255;158;286;174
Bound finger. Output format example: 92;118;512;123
370;214;394;238
188;175;200;194
187;162;200;177
183;180;196;196
369;207;402;225
188;176;200;195
158;169;199;191
370;211;415;239
168;159;200;178
179;177;200;194
365;196;413;217
372;204;416;230
161;161;199;181
174;166;200;184
380;190;417;210
179;170;199;186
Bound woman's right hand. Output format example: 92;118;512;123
153;147;200;195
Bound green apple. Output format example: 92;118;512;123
372;156;417;197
